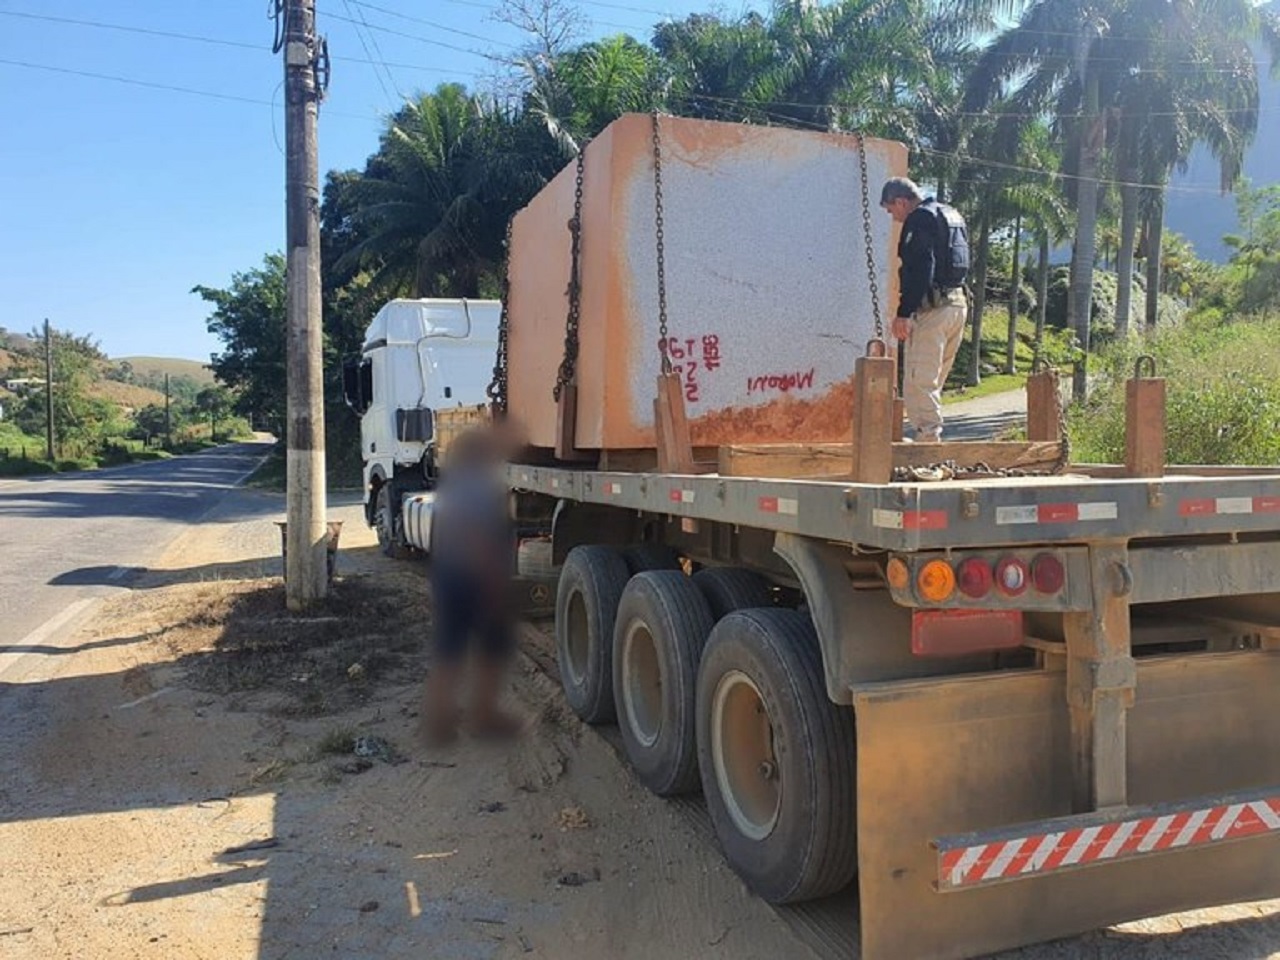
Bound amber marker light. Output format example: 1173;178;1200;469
886;557;910;590
917;560;957;603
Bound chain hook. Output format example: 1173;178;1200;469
1133;354;1157;379
865;337;889;358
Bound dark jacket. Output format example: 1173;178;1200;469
896;198;948;318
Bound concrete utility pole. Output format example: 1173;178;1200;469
43;319;54;463
283;0;328;608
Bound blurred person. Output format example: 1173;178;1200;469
420;425;521;744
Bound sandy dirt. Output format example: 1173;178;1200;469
4;487;1280;960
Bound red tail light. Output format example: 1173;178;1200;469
995;556;1028;596
956;558;993;599
1031;553;1065;594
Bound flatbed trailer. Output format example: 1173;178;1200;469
499;452;1280;960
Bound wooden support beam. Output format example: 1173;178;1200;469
716;439;1064;479
1063;541;1135;812
893;397;905;443
654;371;697;474
1125;374;1166;478
1025;368;1063;442
554;384;594;462
851;354;896;484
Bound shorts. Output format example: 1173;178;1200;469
430;563;515;664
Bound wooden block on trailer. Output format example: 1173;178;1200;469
1125;377;1166;478
554;384;594;462
851;354;896;484
1026;368;1063;442
655;371;697;474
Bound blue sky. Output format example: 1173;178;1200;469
0;0;759;362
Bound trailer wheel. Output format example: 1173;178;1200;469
555;546;630;723
613;571;715;796
622;543;681;575
697;608;856;903
375;485;412;559
692;567;773;621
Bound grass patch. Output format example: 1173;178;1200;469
316;725;358;756
1071;311;1280;464
943;372;1026;404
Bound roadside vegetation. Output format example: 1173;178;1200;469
0;327;252;476
179;0;1278;470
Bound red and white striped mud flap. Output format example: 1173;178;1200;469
934;786;1280;892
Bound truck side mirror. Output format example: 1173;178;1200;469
341;355;372;414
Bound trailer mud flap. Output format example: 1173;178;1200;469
852;651;1280;960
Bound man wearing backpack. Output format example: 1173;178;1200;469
880;177;970;442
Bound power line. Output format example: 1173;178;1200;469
0;57;376;120
0;9;486;78
340;0;398;105
320;9;508;62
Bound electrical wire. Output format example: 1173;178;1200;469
0;9;487;78
340;0;397;106
0;57;376;121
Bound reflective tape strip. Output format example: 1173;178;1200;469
1180;496;1280;517
668;489;695;504
872;509;948;530
758;496;798;516
605;482;622;495
996;502;1116;525
936;794;1280;890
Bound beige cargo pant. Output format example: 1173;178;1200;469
903;288;968;442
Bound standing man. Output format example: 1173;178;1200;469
880;177;970;442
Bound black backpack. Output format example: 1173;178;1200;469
923;200;970;288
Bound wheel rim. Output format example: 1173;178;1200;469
711;669;780;841
621;619;663;748
564;590;590;688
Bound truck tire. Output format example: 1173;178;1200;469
696;608;856;904
375;485;412;560
555;546;630;723
622;543;681;575
613;571;716;796
692;567;773;621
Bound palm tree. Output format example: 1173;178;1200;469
966;0;1123;398
328;84;554;298
1106;0;1278;335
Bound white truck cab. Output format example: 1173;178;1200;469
342;297;500;554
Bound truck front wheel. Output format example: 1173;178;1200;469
696;608;856;903
374;485;411;559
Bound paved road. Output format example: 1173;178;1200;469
0;441;272;647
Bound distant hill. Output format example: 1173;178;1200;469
117;357;216;386
91;379;167;410
1165;26;1279;261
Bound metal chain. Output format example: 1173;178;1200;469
554;148;587;401
651;111;671;375
855;132;884;340
486;218;513;413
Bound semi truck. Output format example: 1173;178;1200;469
341;297;499;557
361;114;1280;959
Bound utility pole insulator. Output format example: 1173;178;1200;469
283;0;328;609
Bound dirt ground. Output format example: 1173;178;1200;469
5;487;1280;960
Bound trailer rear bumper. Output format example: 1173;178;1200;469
935;786;1280;892
852;650;1280;960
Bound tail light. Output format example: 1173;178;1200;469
917;560;956;602
956;558;993;599
1031;553;1066;594
995;556;1028;597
